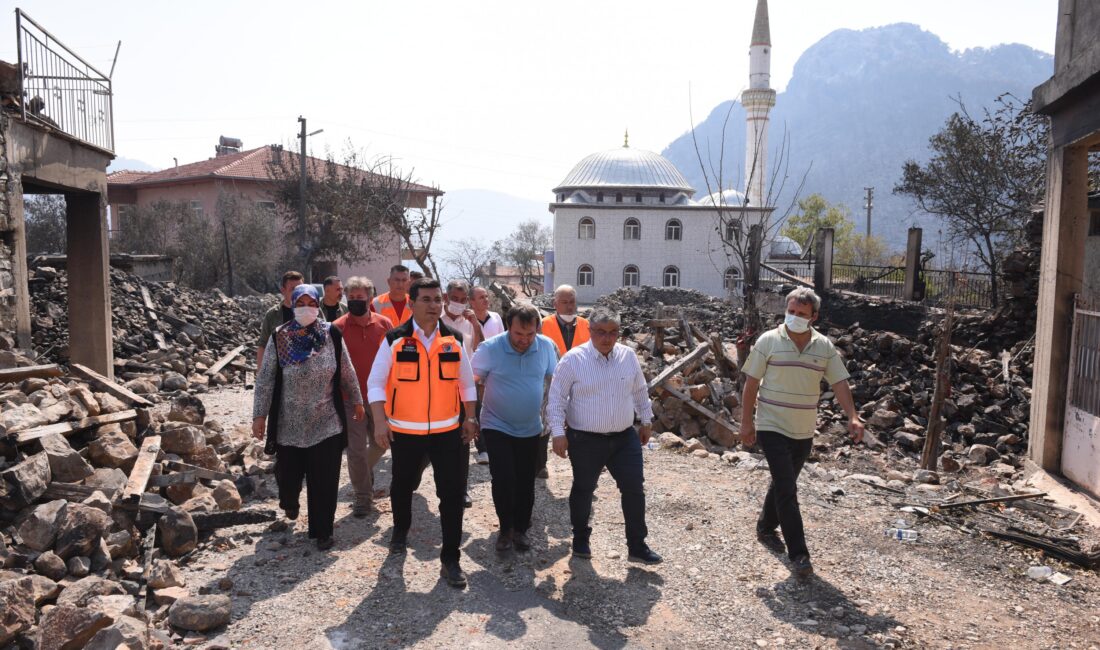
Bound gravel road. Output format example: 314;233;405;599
177;386;1100;649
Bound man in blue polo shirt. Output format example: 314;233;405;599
471;304;558;554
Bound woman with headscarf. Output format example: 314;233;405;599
252;284;365;550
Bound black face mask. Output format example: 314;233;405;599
347;300;369;317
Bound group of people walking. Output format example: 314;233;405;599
252;265;864;588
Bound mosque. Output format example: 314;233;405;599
546;0;792;303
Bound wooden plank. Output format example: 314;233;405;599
708;334;738;380
205;345;245;376
661;384;739;435
43;481;119;501
148;472;197;487
70;363;153;407
192;508;278;531
646;342;711;390
140;286;169;351
15;409;138;444
679;311;695;347
652;304;666;355
164;460;232;481
0;364;64;384
121;435;161;503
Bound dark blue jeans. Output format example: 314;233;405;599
756;430;813;560
566;427;648;552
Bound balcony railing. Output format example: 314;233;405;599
15;9;114;153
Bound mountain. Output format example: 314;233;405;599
662;23;1053;249
436;189;550;248
107;157;156;173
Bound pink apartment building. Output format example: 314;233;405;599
106;140;442;290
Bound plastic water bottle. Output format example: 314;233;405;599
884;528;919;541
645;440;659;451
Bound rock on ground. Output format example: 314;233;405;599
168;594;231;632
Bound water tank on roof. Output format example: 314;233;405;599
219;136;243;149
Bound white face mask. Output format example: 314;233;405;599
558;313;577;324
446;301;465;317
784;313;811;334
294;306;319;326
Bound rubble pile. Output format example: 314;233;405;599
28;264;264;391
0;345;278;647
594;286;746;338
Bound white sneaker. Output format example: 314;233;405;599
476;451;490;465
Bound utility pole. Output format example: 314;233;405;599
297;116;323;280
863;186;874;238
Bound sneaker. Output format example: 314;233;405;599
537;466;549;479
464;493;473;508
495;530;513;553
572;538;592;559
513;530;531;552
627;546;663;565
352;501;371;518
792;554;814;578
316;537;334;551
756;530;786;555
476;451;490;465
284;507;299;521
440;561;468;588
389;532;407;555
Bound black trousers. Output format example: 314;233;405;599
482;429;541;533
535;433;550;472
274;433;344;540
566;427;648;552
390;428;467;563
756;430;813;560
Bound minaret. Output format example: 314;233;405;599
742;0;775;207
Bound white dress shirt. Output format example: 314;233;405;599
366;318;477;404
546;341;653;438
478;311;506;340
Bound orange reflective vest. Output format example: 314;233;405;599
541;315;589;357
372;291;412;327
384;323;464;435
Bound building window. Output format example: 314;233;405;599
724;219;740;243
597;192;604;203
255;200;276;211
190;200;203;218
623;218;641;240
623;265;639;287
615;192;623;203
663;265;679;287
1090;210;1100;236
578;264;594;287
579;217;595;239
723;267;741;291
665;218;682;241
635;192;642;203
659;193;666;203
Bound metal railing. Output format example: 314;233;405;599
833;264;906;300
15;9;114;153
920;268;997;309
1068;301;1100;418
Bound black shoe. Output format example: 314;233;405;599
792;554;814;577
284;507;299;521
513;530;531;552
627;546;663;565
756;530;786;555
495;530;513;553
464;493;473;508
572;538;592;559
316;537;334;551
389;533;407;555
537;466;549;479
440;561;467;588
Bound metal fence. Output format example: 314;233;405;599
832;264;906;300
15;9;114;153
920;268;997;309
1068;302;1100;418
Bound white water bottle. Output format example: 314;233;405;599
884;528;919;541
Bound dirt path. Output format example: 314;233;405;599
184;387;1100;649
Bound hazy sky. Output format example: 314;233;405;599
2;0;1057;202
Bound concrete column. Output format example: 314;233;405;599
902;227;923;301
65;191;114;378
8;186;33;348
1030;144;1090;472
813;227;834;292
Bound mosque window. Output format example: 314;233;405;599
724;267;741;292
597;192;604;203
724;219;740;243
635;193;642;203
623;265;639;288
663;266;679;288
578;264;594;287
579;217;595;239
665;219;682;241
659;193;666;203
623;218;641;240
615;192;623;203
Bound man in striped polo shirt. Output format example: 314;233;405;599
741;288;864;577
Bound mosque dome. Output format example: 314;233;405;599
696;188;750;207
769;235;804;259
554;145;695;195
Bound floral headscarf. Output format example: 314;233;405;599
274;285;329;366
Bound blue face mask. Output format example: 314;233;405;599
784;313;811;334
